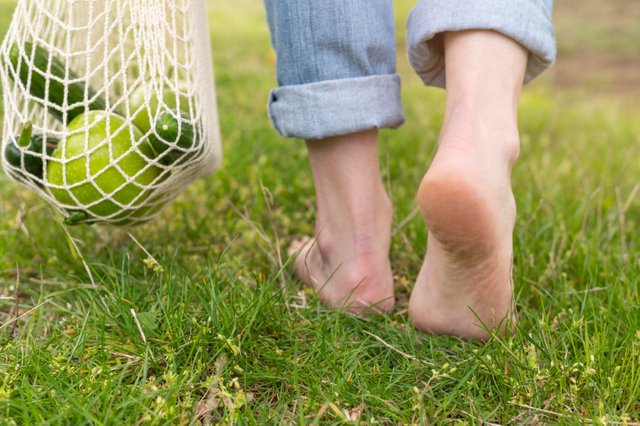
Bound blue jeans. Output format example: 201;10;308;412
264;0;556;140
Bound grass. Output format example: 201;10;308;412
1;0;639;423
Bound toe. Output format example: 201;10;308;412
287;236;312;258
288;236;317;287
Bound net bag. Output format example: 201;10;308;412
0;0;221;226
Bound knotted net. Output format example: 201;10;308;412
0;0;221;226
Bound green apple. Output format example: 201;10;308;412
47;111;164;222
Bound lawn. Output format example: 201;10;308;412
1;0;639;424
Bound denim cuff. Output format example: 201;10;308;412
407;0;557;88
268;74;405;140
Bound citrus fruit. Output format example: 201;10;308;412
47;111;164;220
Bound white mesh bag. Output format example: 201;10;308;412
0;0;221;226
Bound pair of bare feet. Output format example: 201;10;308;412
288;31;528;341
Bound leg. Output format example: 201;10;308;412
289;130;395;312
263;0;404;312
409;30;526;340
405;0;556;340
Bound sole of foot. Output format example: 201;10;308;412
409;149;516;341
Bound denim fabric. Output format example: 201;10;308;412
264;0;556;140
269;75;403;140
407;0;556;87
264;0;405;139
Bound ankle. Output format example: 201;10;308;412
316;191;393;246
440;102;521;167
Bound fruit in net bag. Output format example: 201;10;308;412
128;82;190;134
149;112;197;166
47;111;164;222
4;122;59;181
8;42;107;123
0;0;222;226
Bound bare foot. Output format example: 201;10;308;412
288;131;395;314
409;107;519;340
288;193;395;314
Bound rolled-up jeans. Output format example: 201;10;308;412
264;0;556;140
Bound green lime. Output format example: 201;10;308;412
128;82;190;133
47;111;164;221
